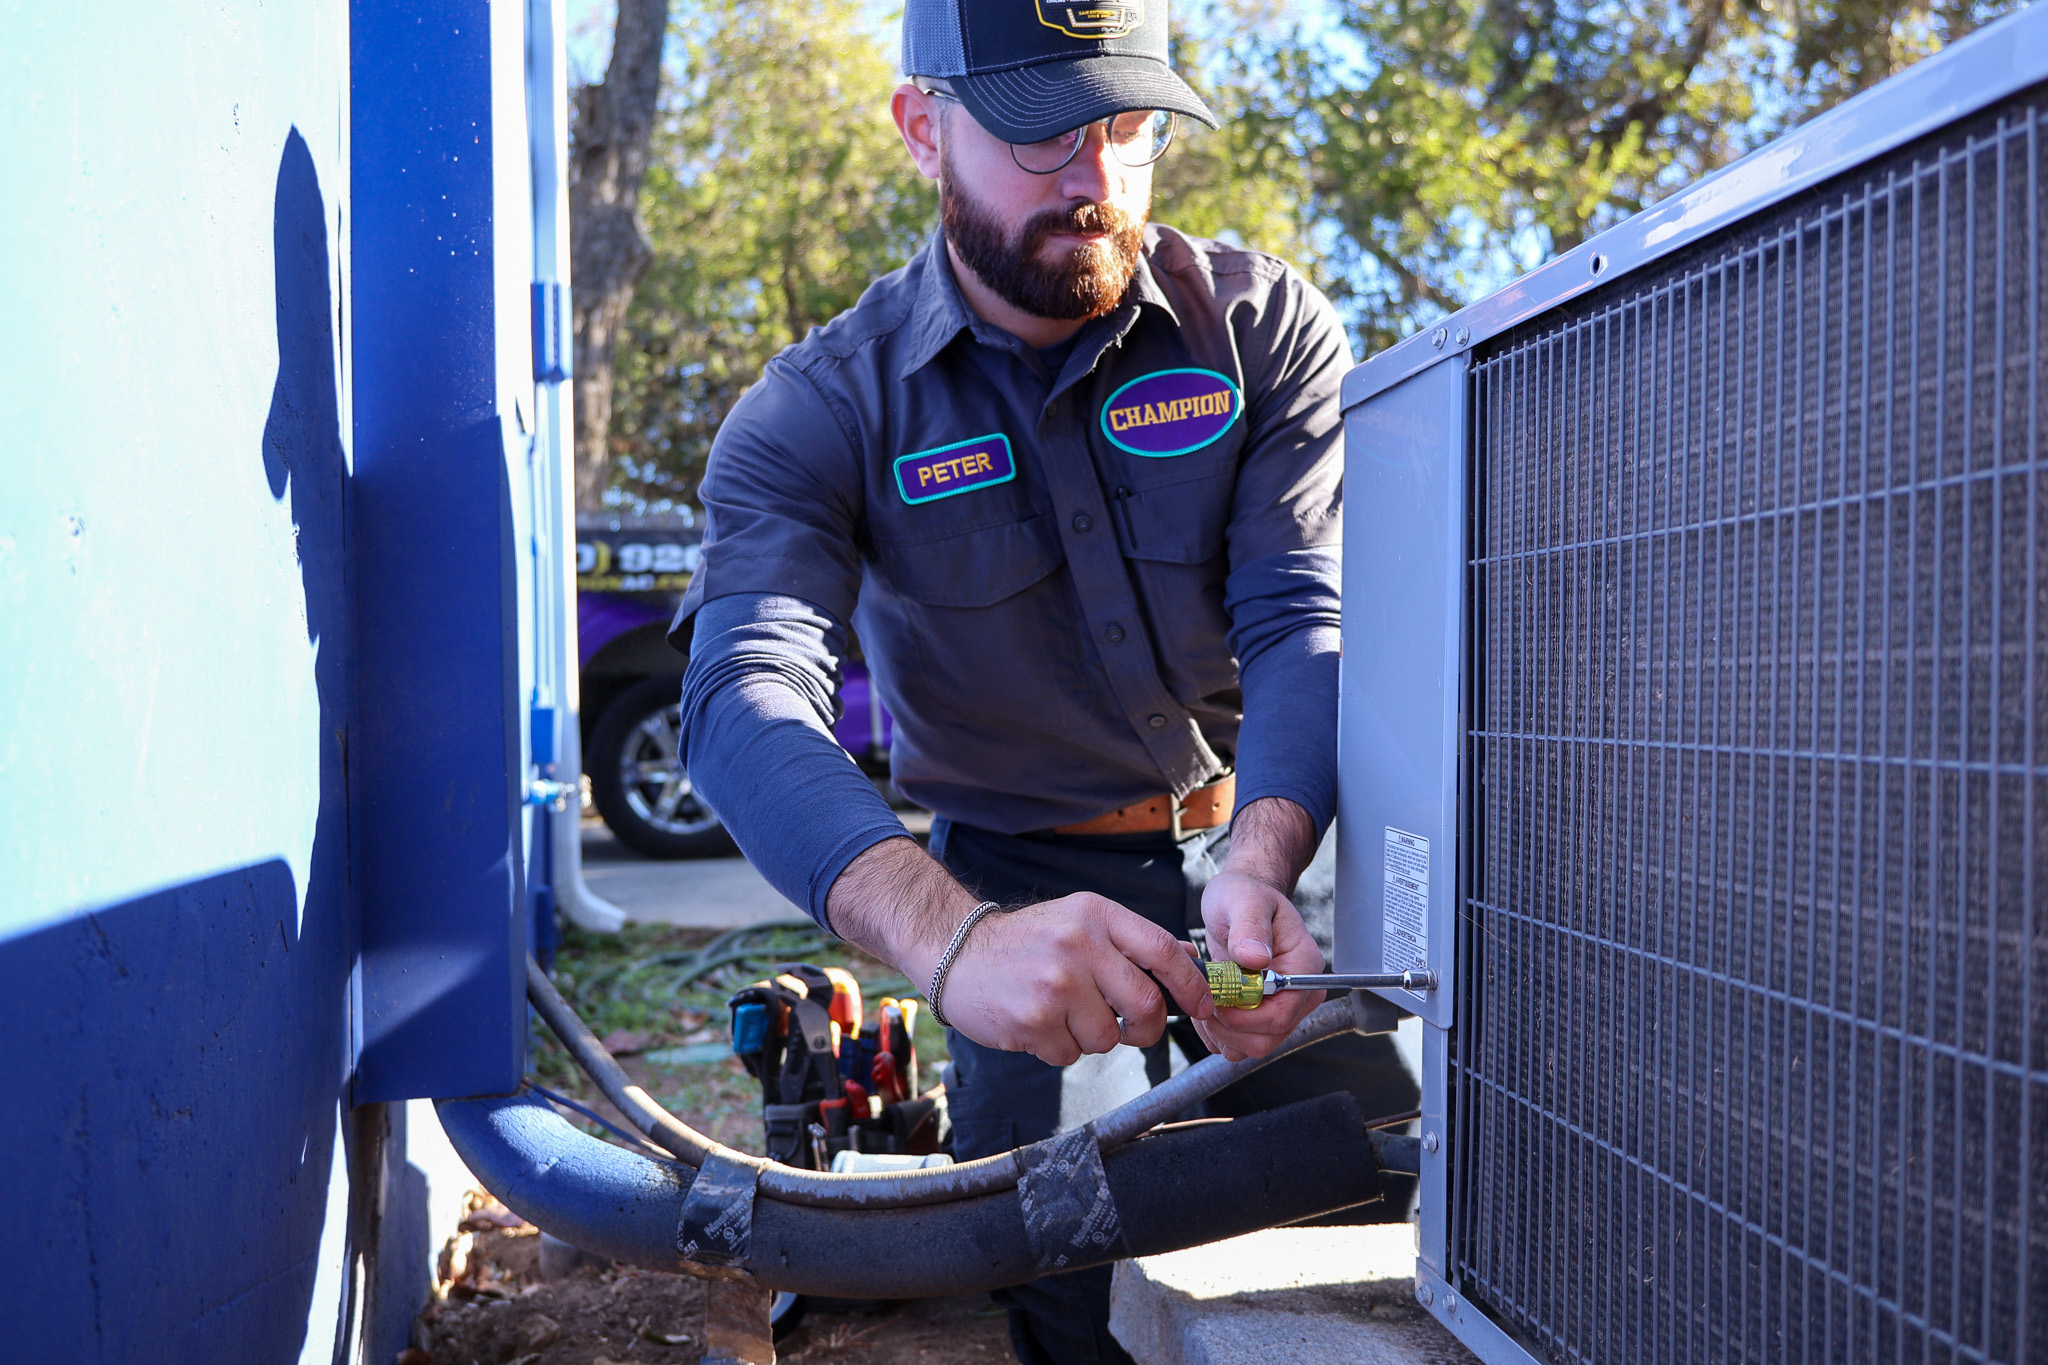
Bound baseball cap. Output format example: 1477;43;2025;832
902;0;1218;144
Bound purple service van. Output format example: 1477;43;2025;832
576;517;892;857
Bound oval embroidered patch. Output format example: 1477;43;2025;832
1100;368;1242;457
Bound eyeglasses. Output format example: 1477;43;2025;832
920;88;1176;175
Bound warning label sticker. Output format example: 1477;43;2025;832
1382;827;1430;978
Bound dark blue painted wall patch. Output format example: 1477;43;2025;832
1101;368;1242;456
895;433;1016;504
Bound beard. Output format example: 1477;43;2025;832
939;144;1147;322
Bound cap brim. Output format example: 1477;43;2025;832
950;55;1218;145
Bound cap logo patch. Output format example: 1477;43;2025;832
895;433;1017;504
1101;368;1242;457
1035;0;1142;40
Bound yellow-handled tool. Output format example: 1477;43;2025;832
1204;960;1438;1009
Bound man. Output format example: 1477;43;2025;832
669;2;1417;1359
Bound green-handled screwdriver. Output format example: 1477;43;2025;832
1204;959;1438;1009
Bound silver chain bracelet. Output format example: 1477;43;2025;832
924;900;1007;1030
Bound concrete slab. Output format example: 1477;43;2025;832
577;814;931;930
1109;1226;1481;1365
578;825;807;929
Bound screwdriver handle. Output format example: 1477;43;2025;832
1204;960;1440;1008
1203;960;1268;1009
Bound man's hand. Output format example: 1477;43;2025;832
826;837;1215;1066
1194;797;1326;1061
934;893;1214;1065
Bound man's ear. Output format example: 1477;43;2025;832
890;82;945;183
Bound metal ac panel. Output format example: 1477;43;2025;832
1338;7;2048;1362
1336;355;1468;1032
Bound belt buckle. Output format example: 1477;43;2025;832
1169;792;1184;842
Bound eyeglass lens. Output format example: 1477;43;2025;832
1012;110;1176;173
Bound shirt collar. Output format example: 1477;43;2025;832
1126;244;1181;327
898;233;980;381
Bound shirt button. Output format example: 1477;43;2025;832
1104;623;1125;643
1072;513;1093;532
1147;713;1167;729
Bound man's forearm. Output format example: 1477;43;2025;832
1221;795;1318;895
824;836;984;990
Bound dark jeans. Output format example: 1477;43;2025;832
930;818;1419;1365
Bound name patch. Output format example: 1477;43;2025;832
895;433;1017;505
1100;368;1242;457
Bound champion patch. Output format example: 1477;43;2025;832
895;433;1017;505
1100;368;1242;457
1036;0;1142;40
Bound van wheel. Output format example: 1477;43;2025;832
587;676;737;859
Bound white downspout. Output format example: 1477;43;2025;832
528;0;625;932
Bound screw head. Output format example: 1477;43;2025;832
1422;1130;1440;1153
1444;1294;1460;1314
1431;327;1447;349
1416;1283;1435;1307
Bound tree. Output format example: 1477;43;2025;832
570;0;671;512
603;0;934;512
1245;0;2018;350
589;0;2020;507
1151;5;1324;280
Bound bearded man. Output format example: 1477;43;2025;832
667;1;1417;1359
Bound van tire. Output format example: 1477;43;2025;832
587;676;737;859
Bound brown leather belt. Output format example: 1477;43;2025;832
1054;774;1235;838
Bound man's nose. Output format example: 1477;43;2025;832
1055;121;1121;202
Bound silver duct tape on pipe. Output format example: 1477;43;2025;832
525;955;1359;1209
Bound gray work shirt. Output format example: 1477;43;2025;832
671;226;1349;919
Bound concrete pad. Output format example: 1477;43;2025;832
579;826;808;929
577;814;930;930
1109;1226;1481;1365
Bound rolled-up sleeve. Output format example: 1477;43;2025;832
676;593;908;929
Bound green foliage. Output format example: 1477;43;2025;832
596;0;2019;506
1152;13;1325;284
1250;0;2015;351
609;0;936;510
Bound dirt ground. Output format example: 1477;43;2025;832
415;926;1009;1363
406;1199;1014;1365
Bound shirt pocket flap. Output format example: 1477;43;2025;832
875;511;1065;607
1118;473;1231;566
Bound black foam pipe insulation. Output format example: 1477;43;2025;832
437;1087;1384;1297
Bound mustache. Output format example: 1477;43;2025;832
1019;200;1140;256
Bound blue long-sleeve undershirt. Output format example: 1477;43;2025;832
675;594;910;932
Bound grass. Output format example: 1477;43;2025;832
528;918;950;1156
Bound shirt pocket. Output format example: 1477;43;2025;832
1112;467;1233;566
870;511;1095;732
873;509;1065;606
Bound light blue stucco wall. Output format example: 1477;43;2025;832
0;2;539;1358
0;6;352;935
